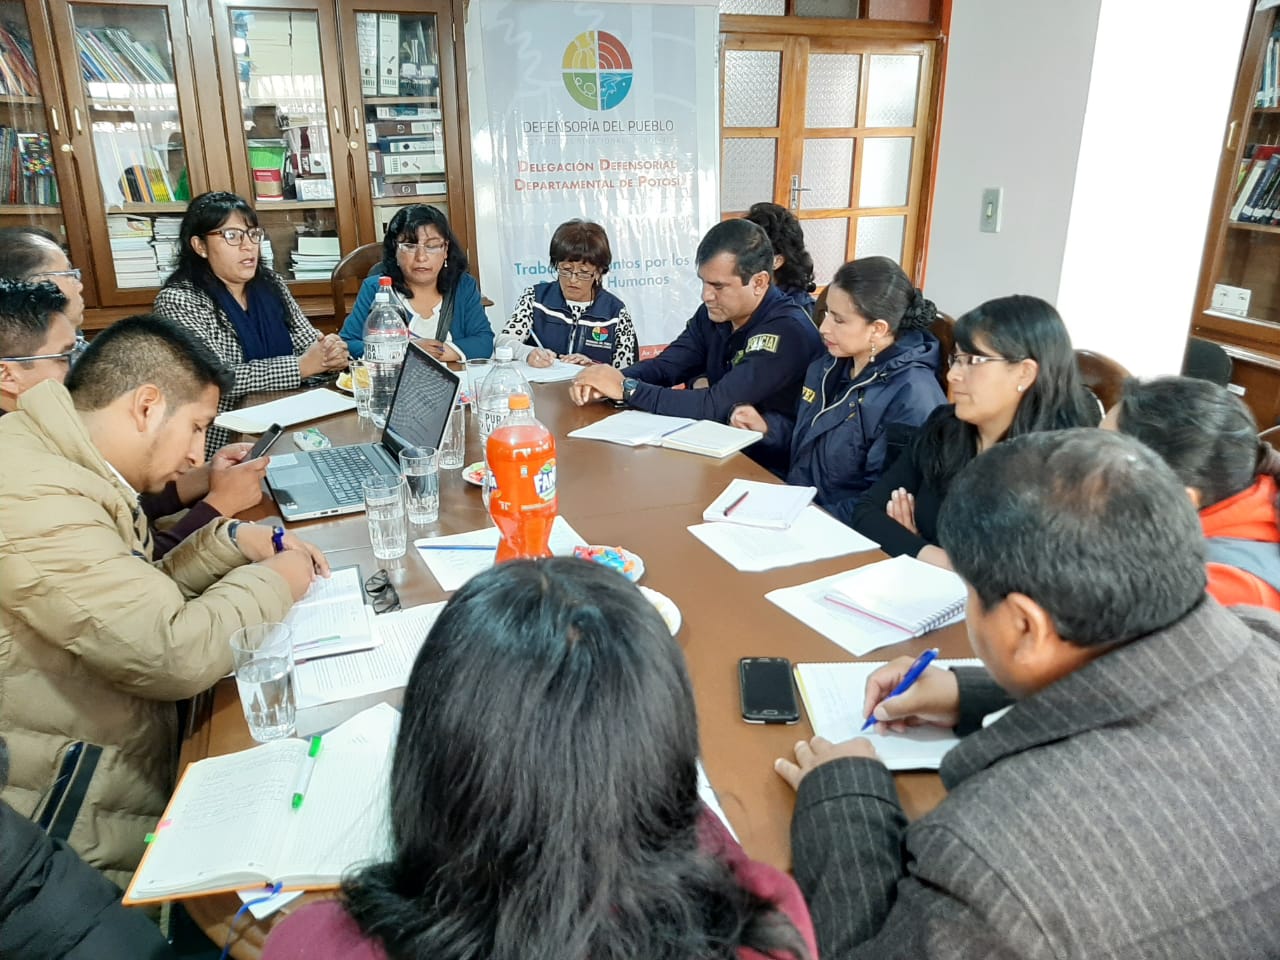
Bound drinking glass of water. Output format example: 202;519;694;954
439;397;466;469
363;475;407;559
462;358;490;406
349;359;373;419
399;445;439;524
229;623;296;742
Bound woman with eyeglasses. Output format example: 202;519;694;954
339;205;493;363
263;558;815;960
852;295;1099;567
154;191;348;453
495;219;638;369
731;257;946;517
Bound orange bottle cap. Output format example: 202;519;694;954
508;394;532;410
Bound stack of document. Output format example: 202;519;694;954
689;506;876;572
213;388;357;434
413;516;589;591
290;236;342;281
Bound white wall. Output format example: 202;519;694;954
1056;0;1251;377
923;0;1102;314
925;0;1251;378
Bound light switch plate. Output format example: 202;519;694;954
980;187;1002;233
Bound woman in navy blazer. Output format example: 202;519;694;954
732;257;946;524
339;204;493;361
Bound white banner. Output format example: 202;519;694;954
474;1;720;348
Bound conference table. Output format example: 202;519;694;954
179;380;971;957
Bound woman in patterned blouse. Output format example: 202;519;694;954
496;219;638;370
154;191;348;453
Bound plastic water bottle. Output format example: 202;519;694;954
363;276;409;427
477;345;533;446
487;393;557;561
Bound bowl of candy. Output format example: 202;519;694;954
573;544;644;582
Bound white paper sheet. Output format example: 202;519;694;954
697;761;739;841
413;516;589;591
689;506;877;572
294;604;445;707
214;389;357;434
794;659;982;770
236;887;304;920
514;359;584;383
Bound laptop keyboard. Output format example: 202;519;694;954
311;447;384;506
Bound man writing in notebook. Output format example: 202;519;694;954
776;429;1280;959
0;315;328;887
569;219;822;466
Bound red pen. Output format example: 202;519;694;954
722;491;749;517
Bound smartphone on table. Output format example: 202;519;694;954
246;423;284;461
739;656;800;724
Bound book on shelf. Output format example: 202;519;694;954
76;27;173;86
0;23;38;97
123;703;397;904
1233;147;1280;222
0;127;57;205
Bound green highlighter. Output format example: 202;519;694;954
290;736;323;810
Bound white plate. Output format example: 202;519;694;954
334;371;354;394
639;585;681;636
462;461;486;486
574;545;644;582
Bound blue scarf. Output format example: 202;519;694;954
209;278;292;361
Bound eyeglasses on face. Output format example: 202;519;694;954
31;267;82;283
556;265;597;282
364;569;402;614
397;240;448;257
207;227;266;245
1;335;88;366
948;350;1020;370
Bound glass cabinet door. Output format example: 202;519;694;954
49;0;207;304
0;0;94;304
212;2;355;284
340;0;466;248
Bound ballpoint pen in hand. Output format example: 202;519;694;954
861;647;940;732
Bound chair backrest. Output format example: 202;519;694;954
1181;337;1233;386
1259;424;1280;447
928;312;955;394
330;242;384;322
1074;349;1131;413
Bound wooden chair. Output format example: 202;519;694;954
928;312;955;394
329;242;383;323
1075;349;1131;413
1181;337;1233;386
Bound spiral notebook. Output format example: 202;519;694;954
821;555;968;640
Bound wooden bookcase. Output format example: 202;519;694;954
1192;4;1280;427
0;0;473;331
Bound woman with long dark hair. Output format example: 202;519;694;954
852;294;1099;566
745;202;816;318
339;204;493;362
496;218;638;369
263;559;815;960
732;256;945;517
1105;375;1280;610
153;191;348;453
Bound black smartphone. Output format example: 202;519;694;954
739;657;800;724
246;423;284;461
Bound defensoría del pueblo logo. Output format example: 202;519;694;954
562;31;633;111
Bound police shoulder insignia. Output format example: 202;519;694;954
745;333;780;354
801;386;817;404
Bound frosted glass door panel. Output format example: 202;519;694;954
854;215;905;262
723;50;780;128
800;138;853;210
719;0;784;13
722;137;776;213
858;137;912;208
801;217;848;287
805;54;859;128
866;54;920;127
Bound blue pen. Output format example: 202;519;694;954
418;544;496;552
861;647;939;732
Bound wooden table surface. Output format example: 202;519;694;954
179;382;970;957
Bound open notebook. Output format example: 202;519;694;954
568;412;761;458
795;659;983;770
123;704;397;904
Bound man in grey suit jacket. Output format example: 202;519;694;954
777;429;1280;959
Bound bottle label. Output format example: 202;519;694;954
533;459;556;502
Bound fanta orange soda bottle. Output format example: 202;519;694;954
486;393;557;561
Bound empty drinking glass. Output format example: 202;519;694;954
462;358;491;406
399;445;440;524
229;623;296;742
439;397;466;469
363;475;407;559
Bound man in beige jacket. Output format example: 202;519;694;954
0;314;325;887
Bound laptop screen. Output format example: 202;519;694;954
381;342;462;457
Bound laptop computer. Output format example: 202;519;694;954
266;342;461;522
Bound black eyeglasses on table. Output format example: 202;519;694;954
364;569;401;613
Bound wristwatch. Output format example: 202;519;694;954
621;377;640;404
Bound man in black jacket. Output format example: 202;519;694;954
0;737;175;959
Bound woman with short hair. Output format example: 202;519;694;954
497;219;637;369
264;559;815;960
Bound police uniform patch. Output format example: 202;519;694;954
746;333;780;354
801;386;816;404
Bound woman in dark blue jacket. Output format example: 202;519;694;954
339;204;493;361
732;257;945;524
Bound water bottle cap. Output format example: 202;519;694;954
494;345;514;361
507;393;531;410
378;276;393;287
